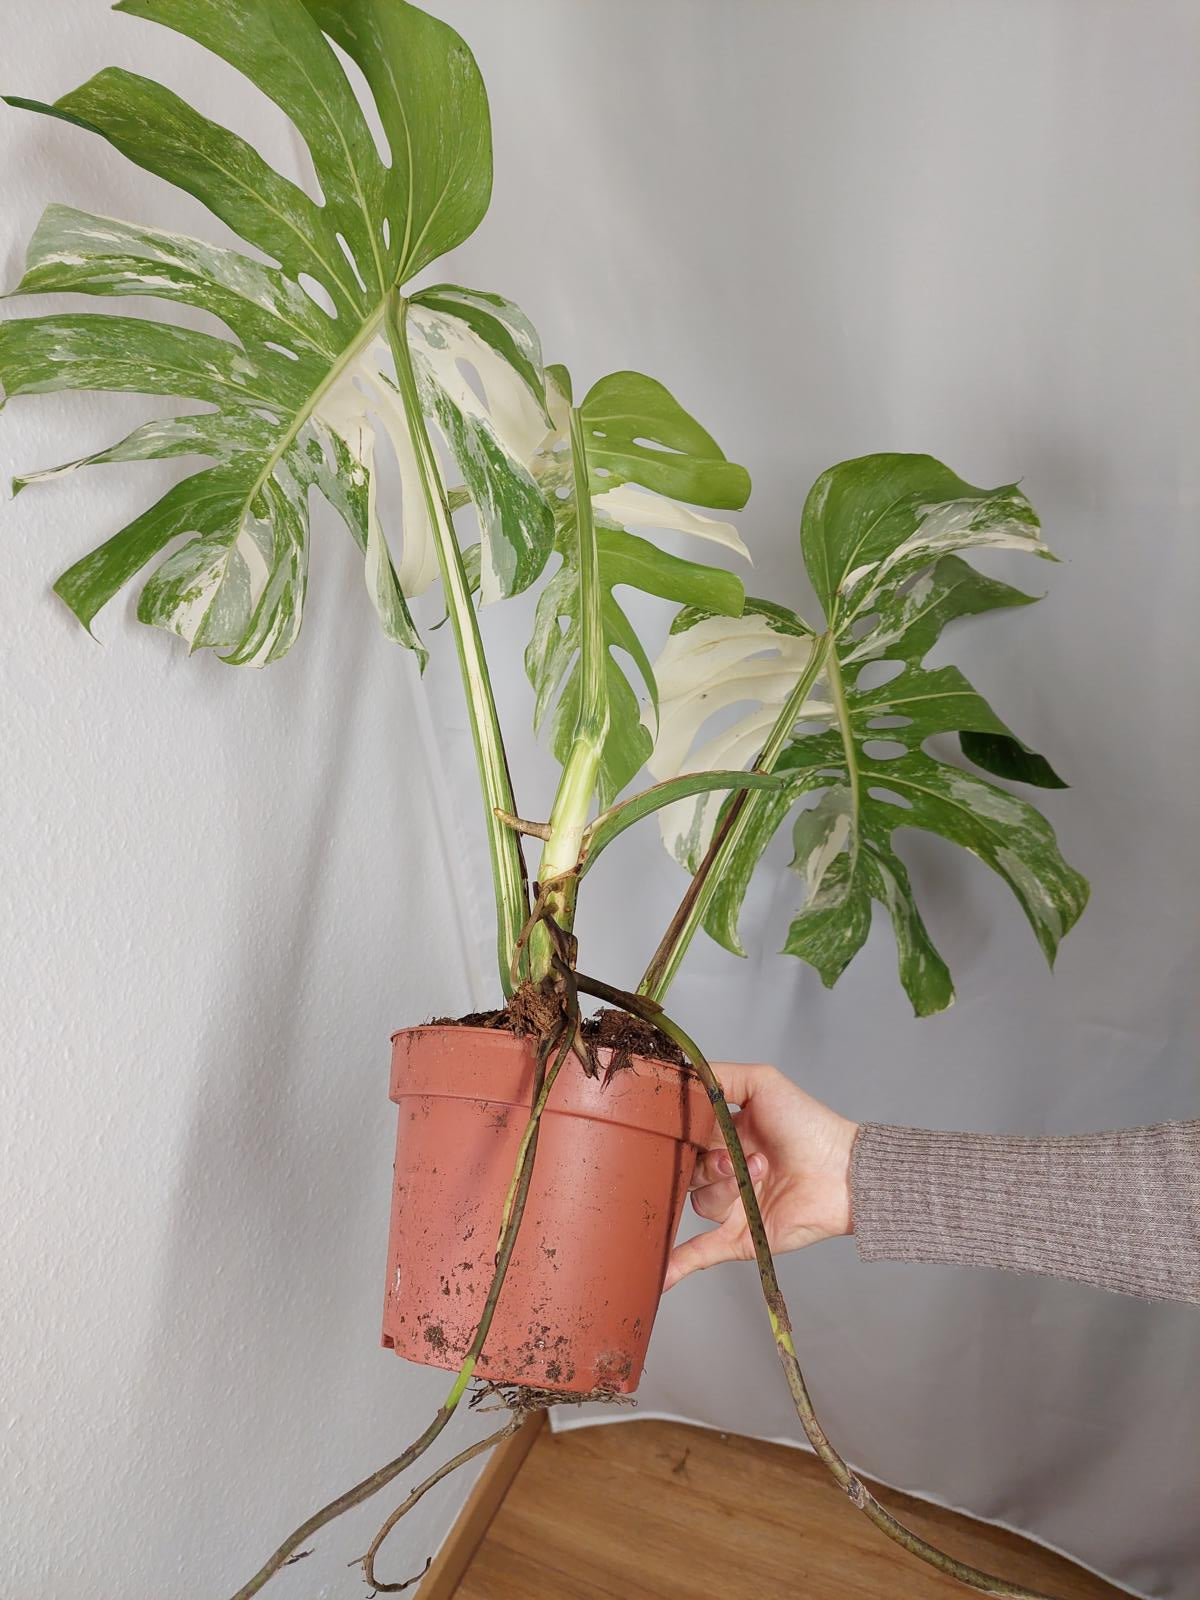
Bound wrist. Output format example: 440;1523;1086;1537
822;1115;858;1240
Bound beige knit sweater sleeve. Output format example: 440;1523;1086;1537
850;1121;1200;1305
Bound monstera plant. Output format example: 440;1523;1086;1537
1;3;1087;1597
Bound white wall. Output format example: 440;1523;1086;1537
3;3;1197;1599
0;9;500;1596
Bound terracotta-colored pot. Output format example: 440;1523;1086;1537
381;1025;714;1395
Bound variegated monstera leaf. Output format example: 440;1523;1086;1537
650;453;1089;1015
1;0;553;665
524;365;752;806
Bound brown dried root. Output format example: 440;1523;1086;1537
358;1423;520;1593
469;1379;636;1415
361;1380;634;1590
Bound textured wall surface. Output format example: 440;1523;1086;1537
2;3;1197;1599
0;8;499;1594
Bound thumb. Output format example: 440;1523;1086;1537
664;1218;744;1291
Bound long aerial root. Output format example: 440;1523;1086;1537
226;987;580;1600
574;969;1060;1600
359;1421;520;1592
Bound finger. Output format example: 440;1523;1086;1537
709;1061;777;1108
691;1155;768;1222
690;1147;766;1191
690;1176;742;1223
664;1219;745;1291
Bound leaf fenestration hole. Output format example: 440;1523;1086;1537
336;232;369;294
868;786;912;809
324;36;393;166
848;612;879;640
632;435;684;455
555;486;571;500
866;715;912;730
382;217;392;249
264;341;301;362
855;659;904;690
298;274;338;319
862;739;906;761
791;719;828;739
592;429;607;439
456;358;487;409
594;466;612;478
252;408;283;426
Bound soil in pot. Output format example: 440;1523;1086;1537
381;1007;713;1396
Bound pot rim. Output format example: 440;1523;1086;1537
389;1022;715;1149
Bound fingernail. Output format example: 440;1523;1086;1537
716;1153;733;1176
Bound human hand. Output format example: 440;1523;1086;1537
665;1062;857;1290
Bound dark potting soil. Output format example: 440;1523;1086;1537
427;990;684;1070
428;1006;511;1030
580;1007;685;1069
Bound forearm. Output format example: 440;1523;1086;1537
850;1120;1200;1305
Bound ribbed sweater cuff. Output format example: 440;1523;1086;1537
850;1121;1200;1304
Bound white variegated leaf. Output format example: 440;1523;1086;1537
648;454;1088;1014
1;2;553;665
405;300;554;605
591;482;750;562
648;604;828;867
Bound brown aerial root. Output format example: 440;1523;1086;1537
357;1422;519;1593
358;1381;635;1592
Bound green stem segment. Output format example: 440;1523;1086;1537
638;630;831;1002
386;290;530;994
574;972;1058;1600
824;639;862;873
529;404;609;977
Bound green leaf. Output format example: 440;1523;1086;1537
782;852;872;986
959;731;1068;789
578;371;750;509
524;366;751;805
648;453;1087;1013
579;771;790;875
843;555;1038;665
854;753;1087;962
3;1;549;662
801;453;1051;619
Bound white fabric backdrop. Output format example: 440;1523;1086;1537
433;4;1199;1598
2;3;1197;1599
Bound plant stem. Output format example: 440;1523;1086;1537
225;1018;577;1600
386;290;530;995
530;404;608;977
824;639;862;873
638;631;831;1002
360;1420;521;1591
573;971;1058;1600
